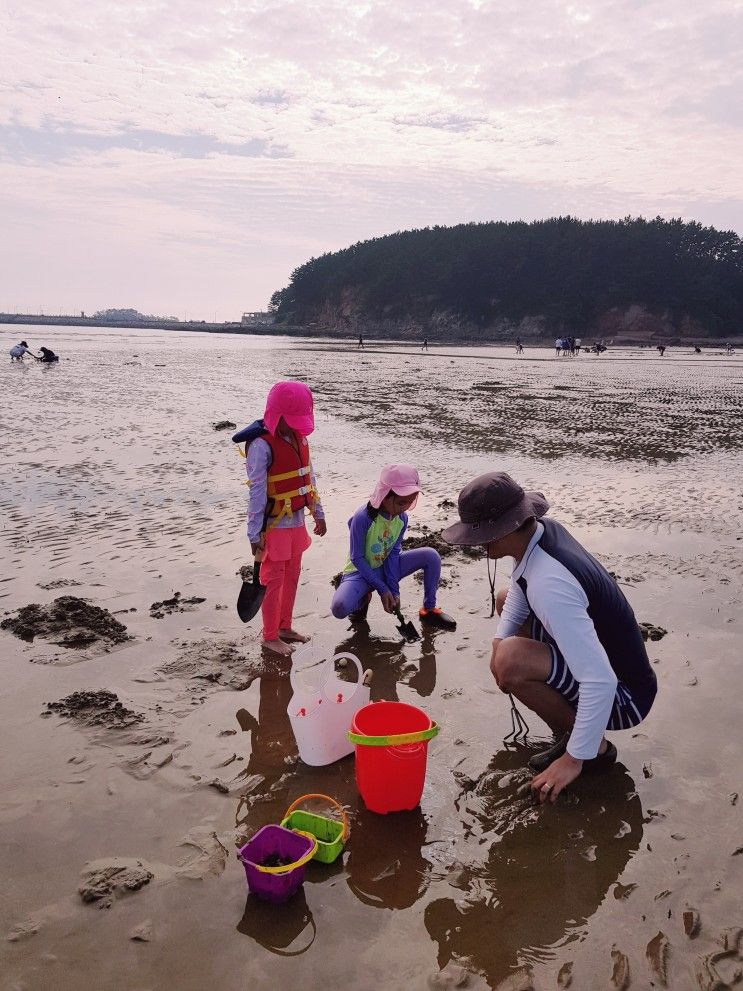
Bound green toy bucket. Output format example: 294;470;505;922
281;794;348;865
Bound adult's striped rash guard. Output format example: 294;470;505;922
495;519;656;761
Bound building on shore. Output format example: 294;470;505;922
241;311;275;326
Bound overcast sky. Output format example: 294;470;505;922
2;0;742;320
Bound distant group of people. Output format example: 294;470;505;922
9;340;59;363
350;334;739;358
554;337;582;356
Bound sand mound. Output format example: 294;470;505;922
46;690;144;728
160;639;266;691
79;858;154;908
1;596;130;649
149;591;206;618
639;622;668;642
404;527;481;559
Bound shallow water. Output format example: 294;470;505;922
1;328;742;990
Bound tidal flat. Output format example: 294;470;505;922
1;328;741;990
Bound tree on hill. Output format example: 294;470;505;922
270;217;743;337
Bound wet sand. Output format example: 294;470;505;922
1;329;742;990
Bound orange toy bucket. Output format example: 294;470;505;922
348;701;439;814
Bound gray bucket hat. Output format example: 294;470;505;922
442;472;549;546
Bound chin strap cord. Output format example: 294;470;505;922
487;555;530;744
487;555;497;618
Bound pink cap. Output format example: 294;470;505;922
263;381;315;436
369;464;421;510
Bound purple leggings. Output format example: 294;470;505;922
331;548;441;617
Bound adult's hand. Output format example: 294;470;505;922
250;535;265;558
380;590;397;613
530;752;583;804
314;518;327;537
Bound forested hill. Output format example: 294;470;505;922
270;217;743;340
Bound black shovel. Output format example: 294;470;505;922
394;606;420;642
237;561;265;623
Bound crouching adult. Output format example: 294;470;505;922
442;472;657;802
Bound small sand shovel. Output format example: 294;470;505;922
237;559;265;624
394;606;420;642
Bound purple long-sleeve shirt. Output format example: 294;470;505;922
346;507;408;598
246;437;324;543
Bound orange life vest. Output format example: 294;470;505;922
264;432;317;527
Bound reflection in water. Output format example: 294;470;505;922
333;623;438;701
237;889;315;956
234;665;297;836
346;806;432;910
425;753;643;986
236;663;297;779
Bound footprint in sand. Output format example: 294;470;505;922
610;947;630;990
646;931;670;987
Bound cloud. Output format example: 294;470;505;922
0;122;292;164
0;0;741;317
393;112;488;133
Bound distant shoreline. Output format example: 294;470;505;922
0;313;738;347
0;313;294;335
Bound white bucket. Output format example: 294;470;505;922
288;647;370;767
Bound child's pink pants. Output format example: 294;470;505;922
259;526;311;641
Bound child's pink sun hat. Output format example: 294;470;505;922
264;381;314;436
370;465;421;510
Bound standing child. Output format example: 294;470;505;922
331;465;456;631
237;381;327;656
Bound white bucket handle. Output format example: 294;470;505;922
290;649;363;701
290;647;331;695
322;653;364;704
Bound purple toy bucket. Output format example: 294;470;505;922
238;825;317;904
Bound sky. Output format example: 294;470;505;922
1;0;742;321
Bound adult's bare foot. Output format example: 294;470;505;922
262;638;294;656
279;629;310;643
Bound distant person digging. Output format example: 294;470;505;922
442;472;657;802
9;340;37;361
36;346;59;363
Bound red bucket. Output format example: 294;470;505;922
349;701;439;814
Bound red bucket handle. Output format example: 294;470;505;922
347;722;440;747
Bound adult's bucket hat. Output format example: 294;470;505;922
442;472;549;546
264;381;314;436
369;465;421;510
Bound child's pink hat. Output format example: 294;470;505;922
264;381;314;436
370;464;421;510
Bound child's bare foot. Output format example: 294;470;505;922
262;638;294;656
279;629;310;643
